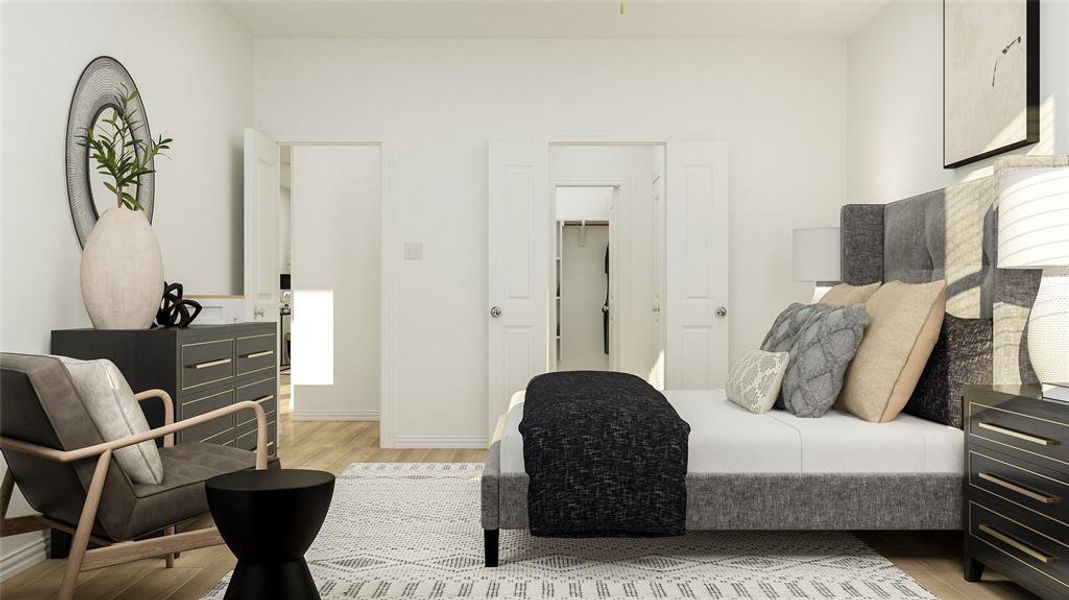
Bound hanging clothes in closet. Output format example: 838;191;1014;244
603;245;610;355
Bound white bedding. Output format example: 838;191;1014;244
499;389;963;475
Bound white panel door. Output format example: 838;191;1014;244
243;129;280;324
665;142;729;389
488;141;549;437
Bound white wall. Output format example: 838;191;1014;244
290;145;381;420
0;1;252;576
254;38;848;445
848;0;1069;203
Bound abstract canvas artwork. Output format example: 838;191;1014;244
944;0;1038;168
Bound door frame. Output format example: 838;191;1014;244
548;140;671;385
550;178;631;374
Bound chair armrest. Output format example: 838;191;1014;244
133;389;175;446
0;401;270;470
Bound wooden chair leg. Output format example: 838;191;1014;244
58;450;111;600
164;525;176;567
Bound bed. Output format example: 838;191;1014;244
480;157;1061;566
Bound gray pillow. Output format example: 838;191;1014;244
760;303;808;353
905;315;992;428
781;304;869;418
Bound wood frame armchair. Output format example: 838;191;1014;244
0;354;270;600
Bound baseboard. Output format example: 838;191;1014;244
0;533;47;581
391;435;488;449
290;409;379;421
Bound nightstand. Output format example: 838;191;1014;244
964;385;1069;600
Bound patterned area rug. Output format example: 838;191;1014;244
204;463;938;599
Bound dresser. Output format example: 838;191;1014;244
51;323;278;456
964;385;1069;599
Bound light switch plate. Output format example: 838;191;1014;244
403;242;423;260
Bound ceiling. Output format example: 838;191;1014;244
218;0;891;39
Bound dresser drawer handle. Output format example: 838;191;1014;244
188;358;232;370
241;350;274;359
978;524;1057;563
978;422;1058;446
978;472;1059;504
254;394;275;404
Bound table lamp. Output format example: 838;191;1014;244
998;167;1069;387
792;227;841;303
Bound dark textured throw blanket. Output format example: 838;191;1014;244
519;371;690;537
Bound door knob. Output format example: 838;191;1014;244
490;306;502;318
715;306;728;318
254;306;266;318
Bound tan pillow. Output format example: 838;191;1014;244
836;280;946;423
820;282;881;305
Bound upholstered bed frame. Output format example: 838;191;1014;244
480;155;1068;565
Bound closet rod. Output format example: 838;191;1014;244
560;220;608;227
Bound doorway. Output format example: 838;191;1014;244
550;145;666;387
288;144;382;421
244;133;383;421
487;140;728;436
554;186;613;372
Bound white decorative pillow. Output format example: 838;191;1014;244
57;356;164;484
725;349;790;414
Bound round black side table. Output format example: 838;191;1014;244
206;469;335;600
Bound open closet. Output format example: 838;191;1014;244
554;187;612;371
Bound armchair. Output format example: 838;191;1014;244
0;353;272;600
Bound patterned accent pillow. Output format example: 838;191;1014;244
725;349;790;414
905;315;992;428
781;304;869;418
760;303;808;353
762;303;859;410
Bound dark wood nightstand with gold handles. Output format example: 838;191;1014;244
964;385;1069;599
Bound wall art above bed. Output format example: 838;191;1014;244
943;0;1039;168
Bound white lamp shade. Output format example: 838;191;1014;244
998;167;1069;269
792;227;841;282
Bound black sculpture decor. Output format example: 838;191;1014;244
155;282;202;328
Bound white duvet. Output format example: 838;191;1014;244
499;389;962;476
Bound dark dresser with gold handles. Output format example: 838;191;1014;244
51;323;278;455
964;385;1069;599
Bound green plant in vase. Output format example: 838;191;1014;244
78;86;172;210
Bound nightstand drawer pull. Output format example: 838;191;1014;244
254;394;275;404
978;524;1057;564
978;421;1058;446
978;472;1059;504
241;350;274;359
188;358;232;370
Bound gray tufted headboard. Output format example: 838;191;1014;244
839;155;1069;385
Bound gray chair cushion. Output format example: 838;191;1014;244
120;443;263;539
781;304;869;418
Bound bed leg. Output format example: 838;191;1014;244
484;529;499;567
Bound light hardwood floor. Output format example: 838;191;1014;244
0;380;1038;600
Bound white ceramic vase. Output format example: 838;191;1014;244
80;208;164;329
